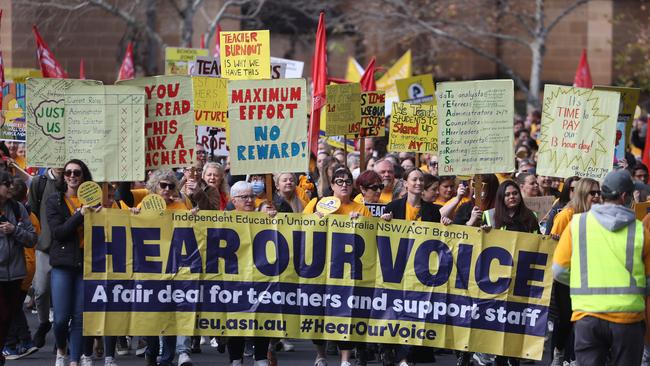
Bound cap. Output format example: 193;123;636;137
601;169;635;196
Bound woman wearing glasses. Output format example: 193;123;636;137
46;160;100;366
303;168;370;366
547;178;600;366
185;162;229;210
353;170;383;205
131;170;194;366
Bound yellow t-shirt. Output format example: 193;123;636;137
405;202;421;221
379;190;393;204
64;196;84;248
550;207;575;236
296;186;311;207
303;198;372;218
353;193;364;204
554;220;650;324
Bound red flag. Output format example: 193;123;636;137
309;12;327;155
32;25;67;78
79;58;85;79
200;33;206;49
360;57;376;92
117;41;135;81
0;51;5;86
573;48;592;88
213;24;222;59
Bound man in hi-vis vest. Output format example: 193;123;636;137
553;169;650;366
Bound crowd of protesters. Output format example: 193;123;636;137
1;108;650;366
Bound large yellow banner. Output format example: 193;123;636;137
84;209;554;360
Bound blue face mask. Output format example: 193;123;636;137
251;181;265;195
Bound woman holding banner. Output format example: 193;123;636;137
379;169;442;366
477;180;539;366
548;178;601;366
303;167;371;366
516;172;540;198
273;173;309;213
186;161;229;210
421;174;439;204
46;159;100;366
131;170;194;366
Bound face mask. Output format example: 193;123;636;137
252;181;265;195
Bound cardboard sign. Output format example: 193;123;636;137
324;83;362;136
78;181;102;207
227;78;309;175
26;78;102;168
196;126;228;157
220;30;271;80
165;47;209;75
1;83;26;142
191;56;220;77
192;76;228;127
593;85;640;161
140;194;167;211
357;91;386;137
523;196;556;222
65;85;146;182
270;62;287;79
270;57;304;78
316;196;341;215
396;74;435;104
437;79;515;176
119;76;195;170
388;102;437;153
537;85;619;180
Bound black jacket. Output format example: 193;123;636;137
384;197;442;223
46;192;84;269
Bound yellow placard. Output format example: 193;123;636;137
220;30;271;80
315;196;341;215
537;85;620;180
5;68;41;83
396;74;435;104
78;181;103;207
594;85;640;161
324;83;362;136
192;76;228;127
83;209;555;361
165;47;209;76
388;102;437;153
376;50;412;104
140;194;167;211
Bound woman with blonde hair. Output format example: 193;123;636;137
273;172;309;213
549;177;601;366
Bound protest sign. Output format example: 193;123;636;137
537;85;619;180
227;78;308;175
84;209;554;360
270;57;304;78
165;47;209;76
26;78;102;168
119;76;195;170
5;68;41;83
324;83;361;136
270;62;286;79
78;181;103;207
523;196;556;222
593;85;640;162
196;126;228;157
191;56;220;77
193;76;228;127
396;74;435;104
65;85;146;182
220;30;271;80
356;91;386;137
388;102;437;153
437;80;515;176
1;83;26;142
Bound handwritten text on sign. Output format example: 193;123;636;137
388;102;437;153
220;30;271;80
227;78;308;175
325;83;361;136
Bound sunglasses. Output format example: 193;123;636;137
235;194;256;201
159;182;176;190
429;162;439;167
64;169;82;178
365;184;384;191
334;179;353;187
588;190;601;197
